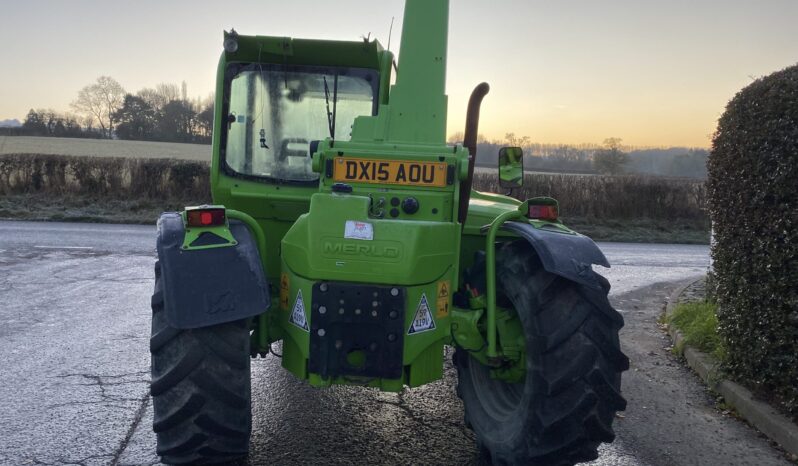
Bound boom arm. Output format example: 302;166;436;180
351;0;450;144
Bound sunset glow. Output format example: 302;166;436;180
1;0;796;147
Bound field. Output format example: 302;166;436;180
0;136;210;161
0;137;710;243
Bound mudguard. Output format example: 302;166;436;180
500;221;610;289
156;212;270;329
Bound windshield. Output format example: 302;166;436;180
223;64;378;183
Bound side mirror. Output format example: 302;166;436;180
498;146;524;188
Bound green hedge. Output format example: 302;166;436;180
708;64;798;415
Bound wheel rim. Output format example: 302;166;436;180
467;354;526;422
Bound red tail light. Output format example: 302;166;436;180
528;204;558;221
186;208;226;227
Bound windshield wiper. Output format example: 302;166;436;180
323;74;338;140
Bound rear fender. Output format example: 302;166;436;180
500;221;610;289
156;212;270;329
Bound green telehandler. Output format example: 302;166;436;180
150;0;629;464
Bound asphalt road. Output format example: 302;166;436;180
0;220;790;466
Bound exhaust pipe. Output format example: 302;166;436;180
457;82;490;225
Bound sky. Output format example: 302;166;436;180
1;0;797;147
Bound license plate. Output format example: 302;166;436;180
333;158;447;187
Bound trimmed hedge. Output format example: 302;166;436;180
474;172;707;221
708;64;798;415
0;153;209;201
1;153;709;225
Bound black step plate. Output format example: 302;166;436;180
309;282;406;379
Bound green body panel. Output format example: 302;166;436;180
450;307;486;354
212;176;315;285
278;257;451;390
282;193;458;285
450;305;526;383
459;190;520;274
463;190;521;233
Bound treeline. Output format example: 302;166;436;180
113;84;213;144
0;110;100;139
626;148;708;178
458;133;709;179
1;76;213;144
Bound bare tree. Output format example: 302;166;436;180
136;88;160;110
505;132;530;148
593;137;629;175
71;76;125;138
447;131;464;144
81;114;96;133
137;83;181;112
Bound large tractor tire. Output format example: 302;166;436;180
150;261;252;464
455;241;629;466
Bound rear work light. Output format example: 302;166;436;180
527;204;558;221
186;208;226;227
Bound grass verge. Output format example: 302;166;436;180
667;300;725;360
565;216;709;244
0;193;193;225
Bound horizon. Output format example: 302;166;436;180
1;0;797;148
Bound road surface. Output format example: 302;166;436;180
0;221;789;465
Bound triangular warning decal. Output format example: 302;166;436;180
289;289;309;331
408;293;436;335
438;282;449;299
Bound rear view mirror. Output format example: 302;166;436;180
498;146;524;188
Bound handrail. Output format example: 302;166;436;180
484;209;525;358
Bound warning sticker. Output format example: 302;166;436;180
280;273;290;310
344;220;374;241
289;289;309;331
436;280;450;318
408;293;436;335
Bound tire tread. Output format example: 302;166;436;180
455;241;629;466
150;262;251;464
